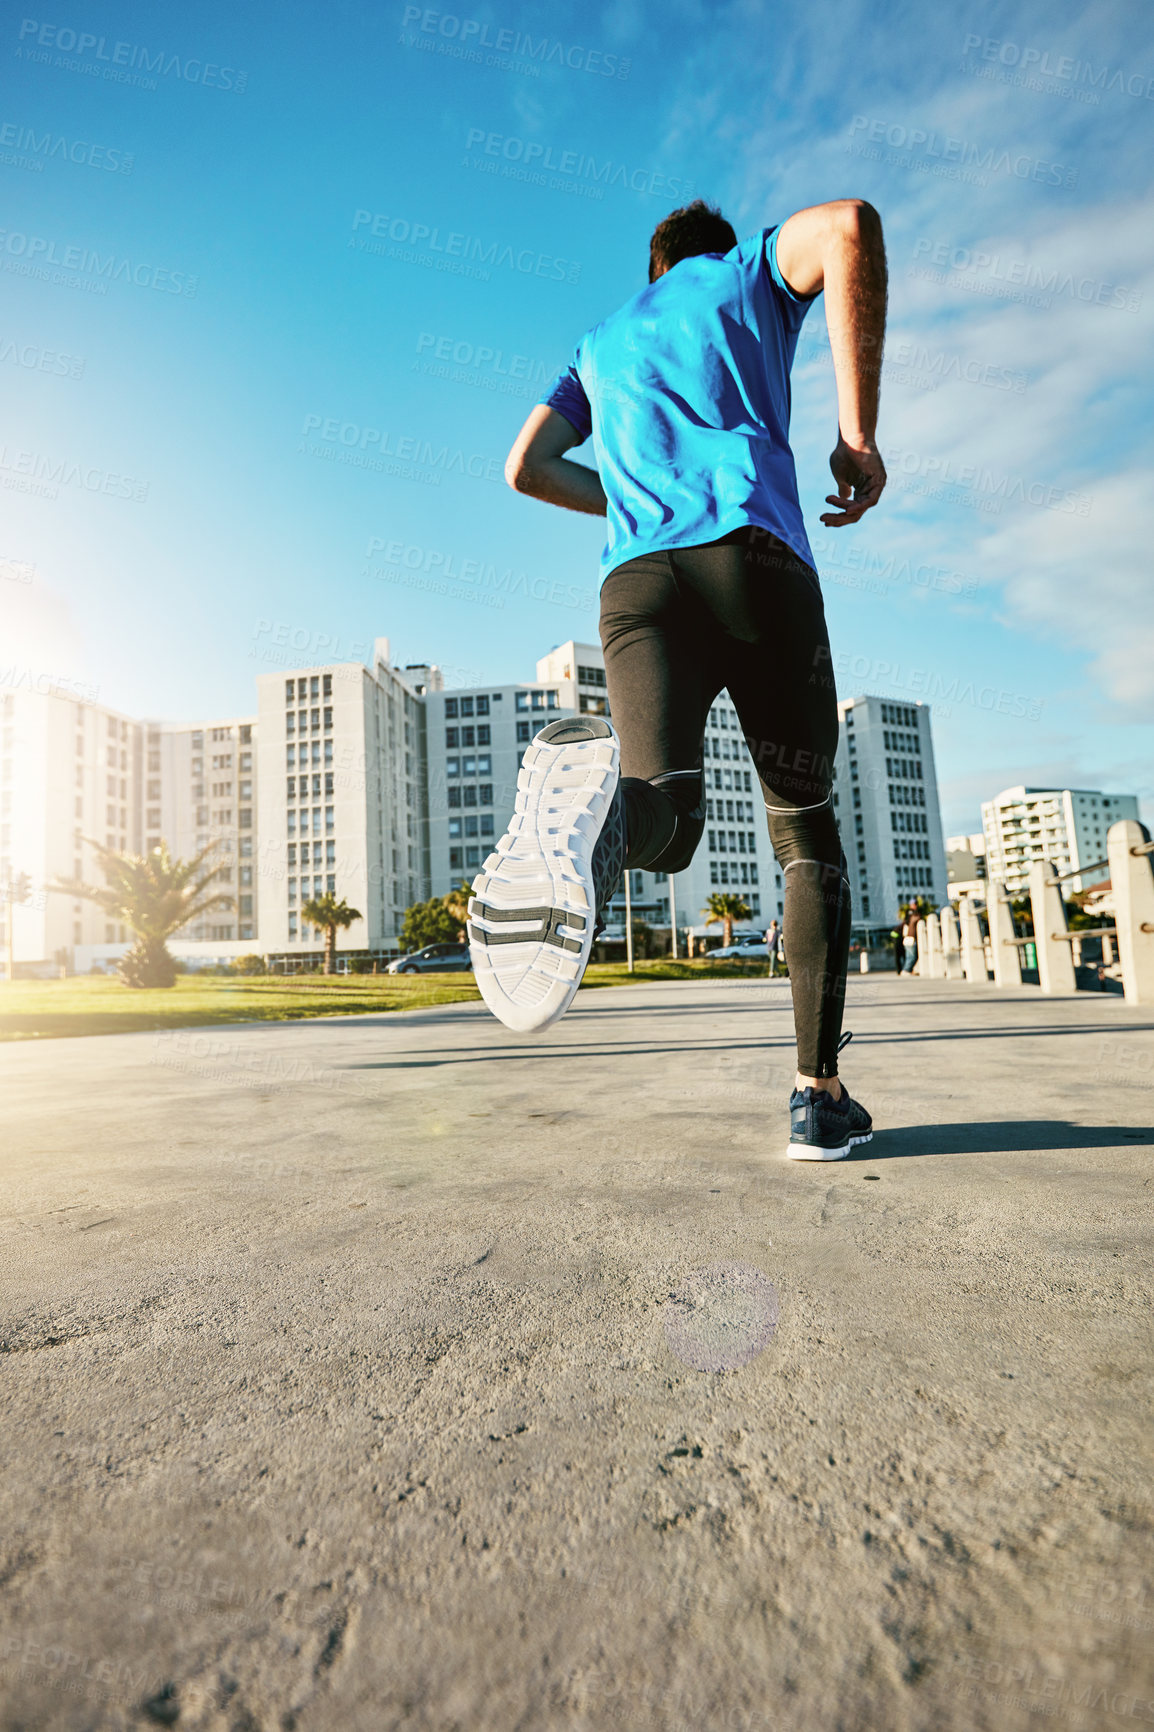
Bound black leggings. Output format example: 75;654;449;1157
599;525;851;1078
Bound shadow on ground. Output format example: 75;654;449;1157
853;1120;1154;1159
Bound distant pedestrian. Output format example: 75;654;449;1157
765;918;781;974
891;925;904;976
902;907;919;974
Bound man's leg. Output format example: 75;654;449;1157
599;550;718;875
667;530;859;1125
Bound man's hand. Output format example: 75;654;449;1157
821;435;886;527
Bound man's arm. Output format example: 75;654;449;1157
775;199;888;528
504;405;607;517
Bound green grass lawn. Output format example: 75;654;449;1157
0;958;776;1041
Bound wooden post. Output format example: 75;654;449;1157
625;870;634;972
1107;820;1154;1004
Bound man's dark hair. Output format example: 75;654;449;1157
648;199;737;283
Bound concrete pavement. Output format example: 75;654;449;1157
1;975;1153;1731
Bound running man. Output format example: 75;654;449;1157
467;197;888;1159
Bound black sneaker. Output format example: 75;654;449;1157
468;717;622;1032
786;1033;873;1161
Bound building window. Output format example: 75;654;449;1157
466;846;481;867
479;783;493;806
449;818;461;838
464;815;479;837
323;674;332;697
516;721;531;743
460;696;474;716
477;755;491;775
326;841;335;865
446;728;459;748
462;786;477;807
515;691;529;711
477;724;490;745
480;815;494;836
447;787;461;808
476;695;489;716
445;698;459;718
449;847;463;870
447;757;459;777
325;807;334;832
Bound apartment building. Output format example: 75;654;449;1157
831;694;948;938
146;713;259;943
254;639;431;958
0;685;144;970
946;832;987;900
981;787;1139;895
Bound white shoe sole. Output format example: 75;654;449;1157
467;720;619;1033
785;1130;874;1161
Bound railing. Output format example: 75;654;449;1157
926;820;1154;1005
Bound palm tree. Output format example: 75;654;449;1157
442;878;473;940
54;839;234;988
702;891;752;950
299;891;362;973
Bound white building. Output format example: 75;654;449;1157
0;685;142;972
425;670;579;898
831;694;948;936
147;712;259;944
981;786;1139;895
946;831;987;901
254;639;431;962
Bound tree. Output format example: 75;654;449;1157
231;954;267;975
442;879;473;939
702;891;752;949
399;896;458;953
55;839;234;989
299;892;362;974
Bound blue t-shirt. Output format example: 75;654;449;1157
543;225;820;581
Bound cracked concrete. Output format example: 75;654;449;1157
1;975;1152;1731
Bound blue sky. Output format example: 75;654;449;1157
2;0;1151;836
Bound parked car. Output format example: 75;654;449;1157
387;942;473;975
709;934;769;960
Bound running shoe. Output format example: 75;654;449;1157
467;717;625;1032
786;1032;873;1160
